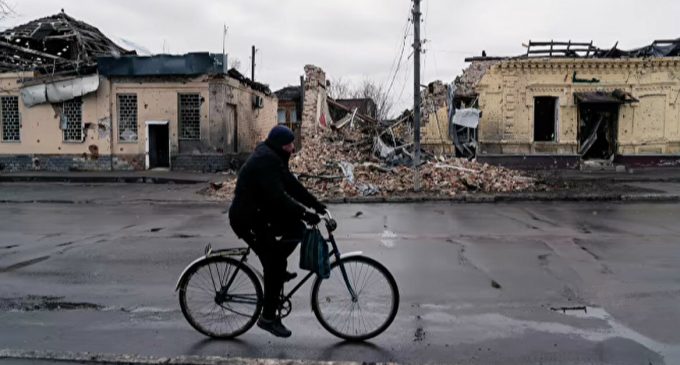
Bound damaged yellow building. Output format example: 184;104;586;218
0;12;277;172
474;41;680;168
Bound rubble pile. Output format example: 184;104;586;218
286;127;537;199
200;173;237;201
204;125;536;201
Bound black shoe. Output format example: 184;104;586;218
257;317;292;338
284;271;298;282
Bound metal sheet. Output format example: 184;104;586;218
574;92;622;104
98;53;227;77
20;74;100;107
452;108;480;128
20;83;47;106
579;115;604;156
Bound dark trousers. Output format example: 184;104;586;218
232;217;304;319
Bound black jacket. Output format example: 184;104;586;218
229;142;322;236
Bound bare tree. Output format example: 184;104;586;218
0;1;15;21
327;76;394;120
327;77;352;99
352;78;394;121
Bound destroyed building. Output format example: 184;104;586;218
0;12;277;172
268;65;536;199
334;98;377;119
464;39;680;168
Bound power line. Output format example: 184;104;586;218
383;19;410;89
382;8;413;107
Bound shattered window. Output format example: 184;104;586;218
117;94;138;142
62;98;83;142
179;93;201;140
1;96;20;142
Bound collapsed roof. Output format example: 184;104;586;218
0;11;134;75
274;85;302;101
466;38;680;62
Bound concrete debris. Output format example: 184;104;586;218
205;122;537;201
454;60;501;98
202;62;536;201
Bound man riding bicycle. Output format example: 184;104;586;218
229;125;325;338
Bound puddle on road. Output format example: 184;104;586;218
0;295;104;312
126;306;177;313
549;305;680;363
421;305;679;363
380;230;397;248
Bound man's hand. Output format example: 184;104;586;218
302;211;321;225
313;202;327;214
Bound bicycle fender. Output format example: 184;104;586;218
175;255;208;291
330;251;363;264
174;255;264;291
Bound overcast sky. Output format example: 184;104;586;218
5;0;680;113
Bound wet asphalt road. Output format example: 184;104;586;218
1;184;679;364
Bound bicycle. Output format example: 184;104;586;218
175;211;400;341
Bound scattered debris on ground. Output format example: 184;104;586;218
201;62;539;202
203;126;539;201
288;129;537;200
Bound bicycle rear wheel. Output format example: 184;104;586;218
178;256;262;338
311;256;399;341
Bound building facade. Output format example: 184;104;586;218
476;57;680;167
0;56;277;172
0;13;277;172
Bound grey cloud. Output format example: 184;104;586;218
5;0;680;111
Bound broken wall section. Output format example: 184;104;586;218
301;64;330;131
419;80;454;154
0;73;119;171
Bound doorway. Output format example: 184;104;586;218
578;103;619;160
146;121;170;169
534;96;558;142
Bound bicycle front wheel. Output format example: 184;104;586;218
311;256;399;341
178;256;262;338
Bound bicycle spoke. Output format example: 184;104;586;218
180;258;262;338
313;257;398;340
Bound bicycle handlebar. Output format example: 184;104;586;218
322;210;337;233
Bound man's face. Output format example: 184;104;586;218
282;142;296;154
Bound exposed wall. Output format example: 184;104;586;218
0;73;117;171
110;75;276;170
301;65;326;130
477;57;680;156
421;81;454;154
110;76;209;168
0;72;277;172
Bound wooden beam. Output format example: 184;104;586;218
0;40;68;61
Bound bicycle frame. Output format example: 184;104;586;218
176;212;361;309
280;229;359;304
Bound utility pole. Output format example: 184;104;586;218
251;45;256;82
222;25;228;56
412;0;422;191
222;25;228;71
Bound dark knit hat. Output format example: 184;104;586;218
266;125;295;147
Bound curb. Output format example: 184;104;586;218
0;175;206;184
322;193;680;204
0;349;396;365
0;199;224;205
